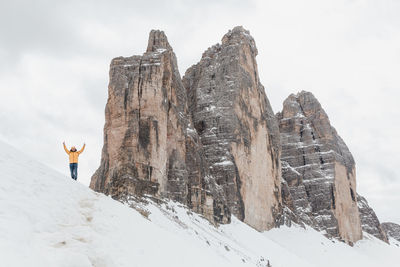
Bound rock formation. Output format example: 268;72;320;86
91;26;282;231
277;91;362;244
91;26;392;245
183;26;282;231
90;30;230;224
382;222;400;242
357;194;388;242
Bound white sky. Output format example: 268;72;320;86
0;0;399;224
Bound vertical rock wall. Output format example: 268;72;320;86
90;30;230;224
277;91;362;244
90;27;387;243
183;26;282;231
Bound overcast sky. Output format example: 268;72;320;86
0;0;399;224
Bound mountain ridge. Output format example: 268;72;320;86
90;26;398;246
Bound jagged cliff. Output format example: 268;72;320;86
90;30;230;224
277;91;362;244
91;27;282;231
91;26;392;244
183;26;282;231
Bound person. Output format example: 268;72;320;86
63;142;85;180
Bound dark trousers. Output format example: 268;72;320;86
69;163;78;180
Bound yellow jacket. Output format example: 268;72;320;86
64;144;85;163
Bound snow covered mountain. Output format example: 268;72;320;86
0;140;399;267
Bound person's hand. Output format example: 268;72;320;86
63;141;65;145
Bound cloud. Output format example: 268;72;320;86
0;0;399;224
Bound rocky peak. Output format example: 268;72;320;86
90;29;230;224
91;27;282;230
280;91;331;138
146;29;172;53
280;91;355;170
90;27;390;245
278;90;362;244
183;26;281;231
279;93;389;244
221;25;258;56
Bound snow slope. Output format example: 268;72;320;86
0;140;398;267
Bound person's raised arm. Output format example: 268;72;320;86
63;142;70;154
78;143;86;154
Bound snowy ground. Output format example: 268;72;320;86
0;140;398;267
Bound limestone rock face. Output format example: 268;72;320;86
183;26;282;231
382;222;400;242
277;91;362;244
357;194;388;242
90;30;230;224
90;27;380;241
